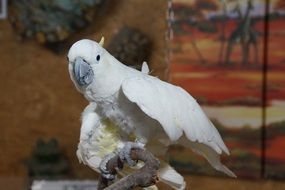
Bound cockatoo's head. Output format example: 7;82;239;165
67;38;107;92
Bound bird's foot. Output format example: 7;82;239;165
99;152;118;180
118;142;144;167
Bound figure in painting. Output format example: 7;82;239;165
224;0;259;66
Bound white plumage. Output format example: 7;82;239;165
68;39;236;190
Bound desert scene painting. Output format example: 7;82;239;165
169;0;285;179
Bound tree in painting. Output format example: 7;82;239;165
172;0;219;64
224;0;260;66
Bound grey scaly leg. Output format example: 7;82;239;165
99;152;118;180
118;142;144;167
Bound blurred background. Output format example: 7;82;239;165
0;0;284;189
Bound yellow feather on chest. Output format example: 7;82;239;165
93;118;122;157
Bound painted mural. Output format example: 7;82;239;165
265;0;285;180
169;0;273;179
169;0;285;179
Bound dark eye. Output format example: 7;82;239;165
96;55;100;61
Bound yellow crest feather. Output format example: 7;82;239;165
99;36;104;47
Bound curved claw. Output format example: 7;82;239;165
118;142;144;167
99;153;117;180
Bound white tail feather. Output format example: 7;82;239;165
158;162;186;190
181;138;237;178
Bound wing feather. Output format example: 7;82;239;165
121;76;229;155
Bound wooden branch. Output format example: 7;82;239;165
97;148;160;190
98;175;109;190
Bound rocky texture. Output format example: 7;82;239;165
9;0;102;52
107;26;151;70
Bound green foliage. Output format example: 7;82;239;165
210;118;261;145
219;97;262;106
196;22;217;33
26;138;70;179
231;149;256;160
172;22;191;36
266;163;285;180
173;4;197;20
169;117;266;177
195;0;218;11
267;120;285;138
172;3;218;35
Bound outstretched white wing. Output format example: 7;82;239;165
121;75;229;155
121;75;236;177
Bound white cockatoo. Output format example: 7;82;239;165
67;38;236;190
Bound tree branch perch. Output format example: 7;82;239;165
98;148;160;190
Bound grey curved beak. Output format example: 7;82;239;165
73;57;94;86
